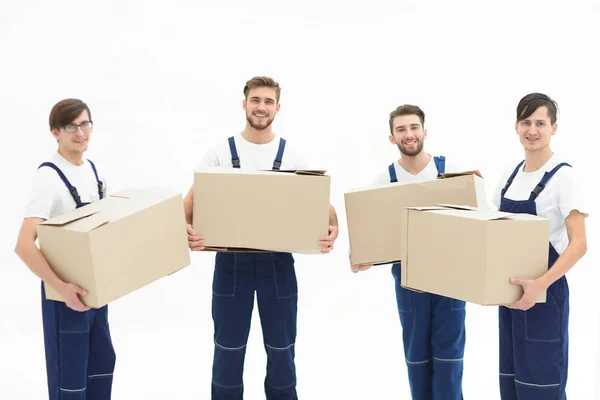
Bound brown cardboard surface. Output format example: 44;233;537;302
399;205;550;305
345;171;487;267
38;187;191;308
193;167;330;253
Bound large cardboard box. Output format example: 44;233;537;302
38;187;191;308
344;171;487;267
399;205;550;305
193;167;330;253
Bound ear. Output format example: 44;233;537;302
50;128;60;141
423;128;428;140
242;99;247;111
389;134;396;144
275;103;281;114
551;123;557;136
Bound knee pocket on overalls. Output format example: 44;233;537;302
525;291;562;343
271;254;297;299
213;261;236;297
396;286;412;313
515;379;561;398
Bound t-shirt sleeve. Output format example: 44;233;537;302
196;148;222;169
23;169;58;220
557;167;589;219
491;167;512;210
441;160;467;174
372;170;391;185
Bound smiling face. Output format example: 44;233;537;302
516;105;556;153
389;114;427;156
243;86;280;130
51;110;93;156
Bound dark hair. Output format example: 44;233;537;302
243;76;281;102
516;93;558;124
49;98;92;130
389;104;425;133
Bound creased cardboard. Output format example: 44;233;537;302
399;204;549;305
38;187;191;308
193;167;330;253
344;171;487;267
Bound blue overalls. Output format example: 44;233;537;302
39;160;116;400
389;156;466;400
498;161;571;399
211;136;298;400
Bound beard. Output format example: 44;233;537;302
397;138;424;157
246;112;275;130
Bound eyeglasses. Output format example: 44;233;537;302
60;121;93;133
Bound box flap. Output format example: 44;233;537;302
439;170;483;179
266;169;327;176
405;205;452;211
40;208;100;226
433;203;480;211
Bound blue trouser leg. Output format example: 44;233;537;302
430;294;465;400
392;264;465;400
41;283;116;400
86;306;116;400
255;253;298;400
499;305;517;399
499;278;569;400
393;263;433;399
211;254;256;400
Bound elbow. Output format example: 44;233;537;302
580;240;588;257
14;241;25;258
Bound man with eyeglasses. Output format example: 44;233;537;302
15;98;116;400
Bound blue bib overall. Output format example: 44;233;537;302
39;160;116;400
498;160;571;399
211;137;299;400
390;156;466;400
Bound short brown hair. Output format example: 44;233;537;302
49;98;92;130
517;93;558;124
389;104;425;133
243;76;281;102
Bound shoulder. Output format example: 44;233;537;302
373;164;394;185
32;162;64;188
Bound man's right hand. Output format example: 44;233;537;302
351;264;374;273
187;224;206;251
58;282;91;312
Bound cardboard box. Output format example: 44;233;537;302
344;171;487;267
38;187;191;308
193;167;330;253
399;205;549;305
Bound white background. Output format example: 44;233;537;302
1;1;598;399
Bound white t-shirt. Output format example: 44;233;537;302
372;154;463;185
23;152;108;220
491;154;588;255
196;133;308;170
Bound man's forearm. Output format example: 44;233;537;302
329;203;338;227
15;241;64;290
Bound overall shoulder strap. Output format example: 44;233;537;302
272;138;286;170
529;162;572;200
87;159;105;199
433;155;446;176
38;162;82;206
388;163;398;183
501;160;526;198
228;136;240;168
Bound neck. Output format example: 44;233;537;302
241;125;275;144
398;151;431;175
58;148;84;166
523;147;553;172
